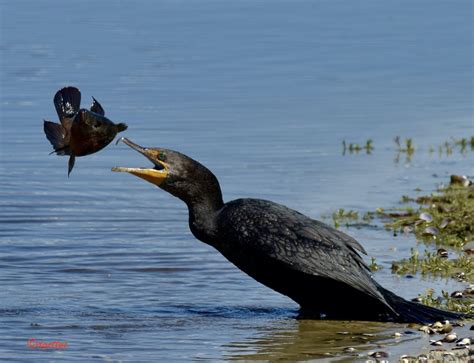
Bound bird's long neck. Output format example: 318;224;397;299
187;190;223;245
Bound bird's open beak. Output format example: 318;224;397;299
112;137;169;186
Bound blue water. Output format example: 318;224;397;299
0;0;472;361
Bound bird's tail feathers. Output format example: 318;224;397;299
381;287;467;324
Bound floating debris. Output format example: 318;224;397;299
450;291;463;299
430;340;443;346
343;347;356;353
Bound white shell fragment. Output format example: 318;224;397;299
419;212;433;223
424;226;439;236
456;338;470;346
443;333;457;343
440;218;450;229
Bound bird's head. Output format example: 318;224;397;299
112;138;222;208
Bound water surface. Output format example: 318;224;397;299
0;0;472;361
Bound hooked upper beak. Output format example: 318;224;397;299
112;137;169;186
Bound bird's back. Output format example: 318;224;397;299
214;198;397;319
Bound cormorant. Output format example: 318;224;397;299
112;138;465;323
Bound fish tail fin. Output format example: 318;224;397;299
68;154;76;177
116;123;128;133
44;120;70;155
380;287;467;324
54;86;81;122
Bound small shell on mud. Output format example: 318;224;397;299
402;226;413;234
419;325;434;334
463;285;474;295
443;333;457;343
463;241;474;255
437;322;453;334
436;248;448;258
450;174;471;187
424;226;439;236
419;212;433;223
439;218;451;229
456;338;470;346
454;272;465;280
368;351;388;358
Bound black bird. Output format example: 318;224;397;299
44;87;128;176
113;138;465;323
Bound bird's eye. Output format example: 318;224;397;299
158;152;166;161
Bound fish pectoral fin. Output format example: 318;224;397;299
90;96;105;116
54;87;81;124
68;154;76;177
44;120;70;155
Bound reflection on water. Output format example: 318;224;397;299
0;0;472;361
226;320;402;361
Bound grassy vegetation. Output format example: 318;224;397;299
391;248;473;282
382;184;474;249
331;208;359;228
414;288;473;314
327;178;473;314
380;182;474;314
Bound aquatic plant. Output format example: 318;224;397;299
369;257;381;272
391;249;473;282
381;181;474;314
382;184;473;249
331;208;359;228
341;139;374;155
